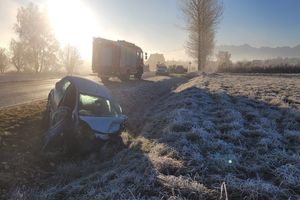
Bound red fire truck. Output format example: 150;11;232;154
92;37;146;82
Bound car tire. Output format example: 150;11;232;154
100;135;124;159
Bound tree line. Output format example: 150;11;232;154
0;3;81;74
216;51;300;73
2;0;224;73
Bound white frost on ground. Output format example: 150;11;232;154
142;73;299;199
12;74;299;199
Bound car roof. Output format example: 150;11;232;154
63;76;113;100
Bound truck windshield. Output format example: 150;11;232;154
79;94;121;117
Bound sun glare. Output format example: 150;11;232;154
47;0;100;60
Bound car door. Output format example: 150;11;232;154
43;83;76;151
42;106;71;151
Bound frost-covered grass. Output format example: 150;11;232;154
141;73;299;199
11;74;299;199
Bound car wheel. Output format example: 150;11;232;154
100;135;124;159
68;122;99;156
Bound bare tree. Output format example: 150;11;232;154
0;48;9;73
181;0;223;71
10;39;26;72
216;51;232;69
61;45;82;74
13;3;59;73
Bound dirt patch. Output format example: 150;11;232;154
0;101;47;198
0;100;46;131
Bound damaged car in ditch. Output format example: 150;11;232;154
42;76;127;154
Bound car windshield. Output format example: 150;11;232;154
79;94;121;117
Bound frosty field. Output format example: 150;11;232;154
1;74;299;199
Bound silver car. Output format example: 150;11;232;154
155;64;169;76
42;76;127;153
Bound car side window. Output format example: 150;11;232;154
62;81;71;93
55;80;71;105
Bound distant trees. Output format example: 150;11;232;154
61;45;82;74
181;0;223;71
10;39;26;72
3;2;83;74
0;48;9;73
216;51;232;70
11;3;59;73
217;58;300;73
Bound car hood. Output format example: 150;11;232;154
79;116;126;134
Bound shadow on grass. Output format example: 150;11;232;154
140;86;300;199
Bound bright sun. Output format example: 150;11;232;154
47;0;100;60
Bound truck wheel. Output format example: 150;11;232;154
100;76;109;83
119;73;130;82
134;72;142;80
134;66;143;80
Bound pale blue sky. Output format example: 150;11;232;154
218;0;300;47
1;0;300;60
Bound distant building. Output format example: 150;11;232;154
145;53;165;71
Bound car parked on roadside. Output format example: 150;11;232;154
155;64;169;76
169;65;188;74
42;76;127;153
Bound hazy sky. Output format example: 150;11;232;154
1;0;300;61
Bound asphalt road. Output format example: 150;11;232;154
0;72;156;108
0;79;60;108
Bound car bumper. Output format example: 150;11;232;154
93;130;121;141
